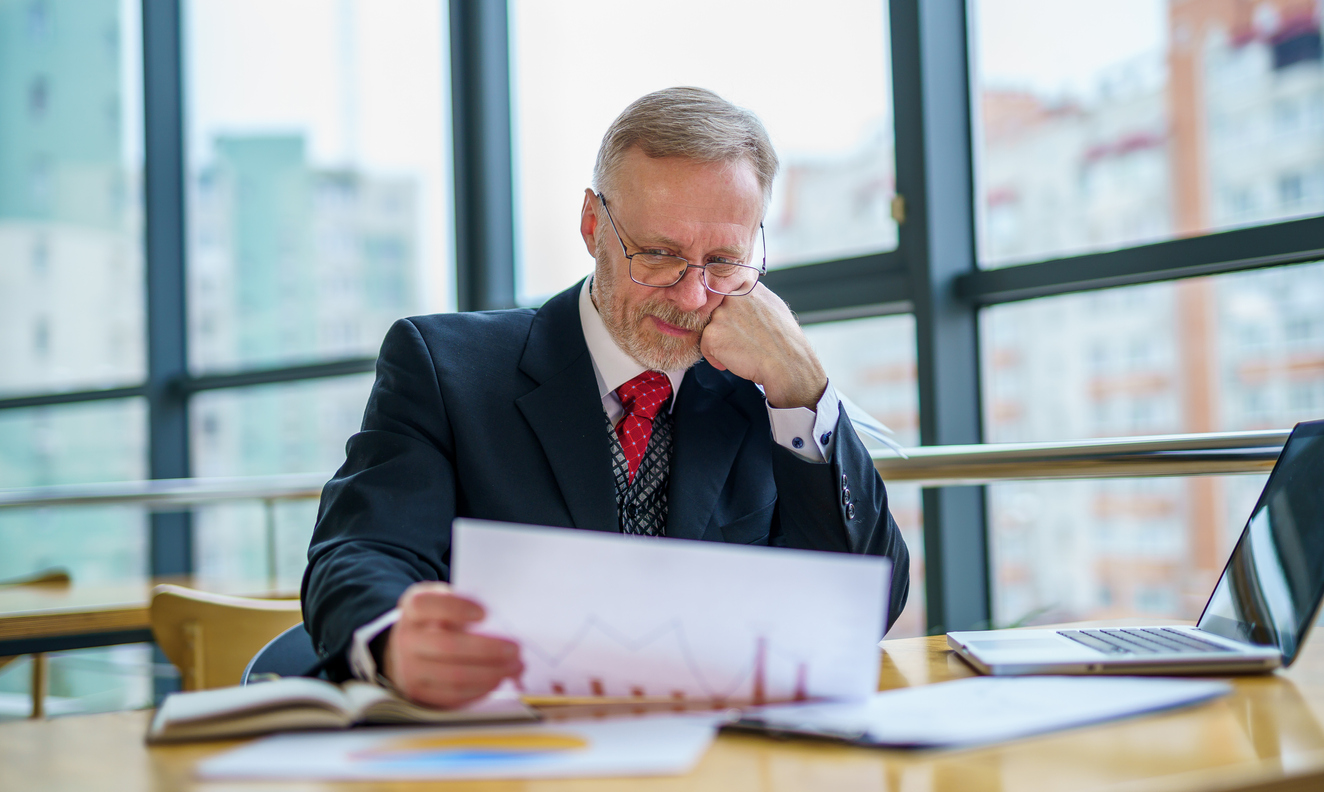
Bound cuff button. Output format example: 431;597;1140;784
792;437;804;449
820;431;832;445
846;502;856;520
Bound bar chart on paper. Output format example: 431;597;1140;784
451;520;892;703
521;618;809;704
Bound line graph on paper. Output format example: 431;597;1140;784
490;614;811;704
450;519;894;702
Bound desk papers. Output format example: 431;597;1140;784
450;518;892;703
732;676;1231;748
197;715;718;781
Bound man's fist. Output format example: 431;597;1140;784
382;581;523;709
700;282;827;409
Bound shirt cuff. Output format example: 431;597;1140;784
350;608;401;683
766;380;841;463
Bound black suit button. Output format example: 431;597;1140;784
842;488;851;506
841;474;849;488
846;502;856;520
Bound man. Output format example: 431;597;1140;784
303;87;910;709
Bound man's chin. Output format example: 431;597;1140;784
631;330;703;372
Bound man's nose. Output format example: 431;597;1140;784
667;265;710;311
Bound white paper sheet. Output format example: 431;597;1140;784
450;519;891;703
737;676;1231;748
198;715;718;781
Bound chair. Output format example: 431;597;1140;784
242;622;326;684
0;567;71;718
149;584;302;690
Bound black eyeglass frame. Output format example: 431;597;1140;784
596;192;766;296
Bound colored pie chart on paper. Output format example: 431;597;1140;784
351;731;590;768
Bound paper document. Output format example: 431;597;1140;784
198;715;718;781
732;676;1231;748
451;519;892;703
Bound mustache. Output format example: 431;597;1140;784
639;299;709;333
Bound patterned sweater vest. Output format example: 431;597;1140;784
606;410;673;536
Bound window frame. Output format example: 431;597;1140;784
0;0;1319;634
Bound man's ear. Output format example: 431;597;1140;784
579;188;599;257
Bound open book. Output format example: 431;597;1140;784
147;677;538;743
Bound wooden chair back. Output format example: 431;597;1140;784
149;584;303;690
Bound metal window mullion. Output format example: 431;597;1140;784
763;251;912;317
892;0;990;634
957;215;1324;306
449;0;516;312
142;0;192;577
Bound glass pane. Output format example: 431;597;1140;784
0;0;145;396
0;644;152;720
191;375;372;588
511;0;896;305
803;314;923;637
983;260;1324;624
982;260;1324;444
971;0;1324;268
185;0;451;374
0;399;147;583
991;474;1267;625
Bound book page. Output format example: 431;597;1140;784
157;677;350;725
147;678;356;742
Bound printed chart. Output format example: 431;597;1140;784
452;519;892;702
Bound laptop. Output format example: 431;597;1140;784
948;418;1324;676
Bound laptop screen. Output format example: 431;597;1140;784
1198;420;1324;666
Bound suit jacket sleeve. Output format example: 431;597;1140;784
768;406;911;632
302;318;458;675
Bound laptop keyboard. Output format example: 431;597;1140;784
1057;627;1236;655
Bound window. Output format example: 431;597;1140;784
803;313;922;637
184;0;452;374
990;474;1266;625
982;260;1324;624
509;0;897;304
971;0;1324;268
0;399;148;581
191;375;373;588
0;0;144;397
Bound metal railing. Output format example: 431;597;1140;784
0;473;326;588
870;429;1289;487
0;429;1290;585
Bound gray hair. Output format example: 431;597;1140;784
592;87;779;209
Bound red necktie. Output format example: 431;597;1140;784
614;371;673;484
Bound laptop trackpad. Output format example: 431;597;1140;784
966;639;1065;654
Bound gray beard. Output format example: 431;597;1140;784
593;254;707;372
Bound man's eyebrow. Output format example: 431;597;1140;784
631;230;686;250
633;231;748;258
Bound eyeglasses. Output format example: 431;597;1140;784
597;193;765;296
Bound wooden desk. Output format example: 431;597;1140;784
0;577;299;657
4;629;1324;791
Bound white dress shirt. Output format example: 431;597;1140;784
348;277;842;682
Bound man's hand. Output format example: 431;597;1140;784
700;283;827;409
382;582;523;709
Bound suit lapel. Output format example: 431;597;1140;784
514;282;618;533
666;363;750;541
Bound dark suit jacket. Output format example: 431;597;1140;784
302;279;910;675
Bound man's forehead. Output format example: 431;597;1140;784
613;151;763;224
